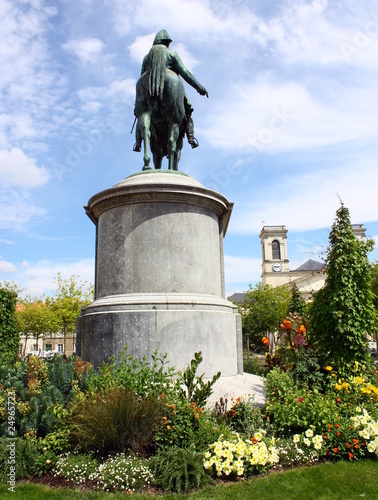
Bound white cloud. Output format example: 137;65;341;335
128;34;155;63
0;189;46;231
12;258;95;298
113;0;256;40
62;37;104;63
229;159;378;234
253;0;378;67
0;148;49;188
0;259;17;273
203;80;378;152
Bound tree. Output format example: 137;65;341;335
16;296;57;357
240;282;291;350
370;260;378;348
309;202;376;369
0;285;19;367
288;283;308;317
50;274;93;354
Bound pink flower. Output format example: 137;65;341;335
297;397;303;403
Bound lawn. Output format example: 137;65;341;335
1;460;377;499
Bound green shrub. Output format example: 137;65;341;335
0;355;90;438
52;452;98;486
176;351;221;407
243;353;266;376
150;446;211;493
0;437;56;481
0;287;19;368
86;347;176;398
154;398;225;451
69;385;165;454
89;453;154;493
223;397;264;438
265;368;337;433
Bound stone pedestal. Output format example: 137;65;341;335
78;170;243;377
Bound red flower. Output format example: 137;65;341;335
337;397;341;403
346;443;351;449
352;438;358;444
336;431;341;437
335;423;341;429
354;444;359;449
297;397;303;403
334;447;339;454
349;452;354;459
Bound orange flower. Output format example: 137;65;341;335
349;452;354;459
334;447;339;453
167;425;171;430
262;336;270;346
346;442;351;449
280;319;293;331
337;397;341;403
335;423;341;428
298;325;306;335
352;438;358;444
336;431;341;437
354;444;359;449
323;434;328;440
328;423;332;429
195;413;199;419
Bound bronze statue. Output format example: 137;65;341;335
133;30;208;171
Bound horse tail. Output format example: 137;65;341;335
146;45;167;99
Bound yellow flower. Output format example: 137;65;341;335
325;366;333;371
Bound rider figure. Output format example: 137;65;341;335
133;29;208;152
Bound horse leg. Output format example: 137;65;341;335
153;153;162;169
138;113;152;170
167;123;180;170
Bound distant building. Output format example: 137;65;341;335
19;333;76;359
229;224;366;304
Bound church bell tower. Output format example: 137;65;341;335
259;226;290;287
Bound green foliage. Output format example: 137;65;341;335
289;283;308;316
16;297;58;355
150;446;211;493
88;453;154;493
243;352;266;376
241;282;291;344
215;396;264;438
291;346;324;390
0;355;90;438
0;437;56;480
309;202;376;369
52;452;98;486
177;351;221;407
154;399;223;451
69;385;165;454
87;347;176;398
264;368;337;433
0;287;19;368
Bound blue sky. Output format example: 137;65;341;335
0;0;377;298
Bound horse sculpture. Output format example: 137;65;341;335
135;65;186;171
134;30;208;172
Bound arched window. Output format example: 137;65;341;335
272;240;281;260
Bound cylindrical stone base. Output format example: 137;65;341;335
78;170;243;377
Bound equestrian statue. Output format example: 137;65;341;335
133;29;208;171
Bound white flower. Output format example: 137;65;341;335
293;434;301;444
305;429;314;438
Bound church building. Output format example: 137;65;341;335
230;224;366;304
